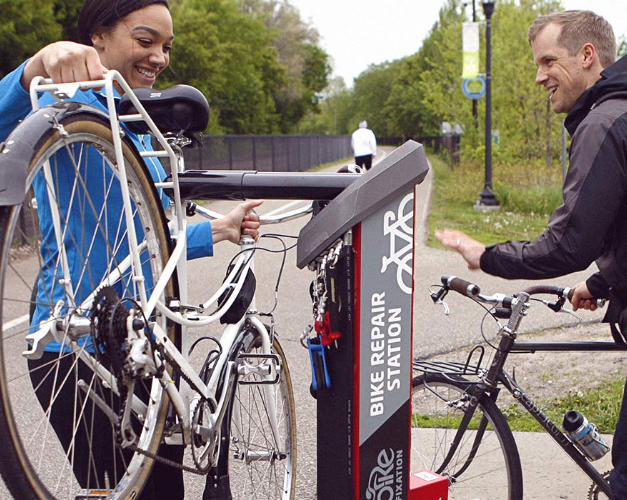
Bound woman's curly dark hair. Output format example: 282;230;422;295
77;0;170;46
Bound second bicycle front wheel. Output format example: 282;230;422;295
411;373;523;500
226;323;297;499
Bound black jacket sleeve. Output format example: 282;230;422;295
586;272;611;299
480;111;627;280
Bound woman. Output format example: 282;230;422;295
0;1;260;498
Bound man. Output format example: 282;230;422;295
351;120;377;170
435;10;627;498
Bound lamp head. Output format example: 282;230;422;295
482;0;495;19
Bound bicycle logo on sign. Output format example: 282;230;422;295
381;193;414;295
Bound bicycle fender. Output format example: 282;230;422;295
0;102;110;206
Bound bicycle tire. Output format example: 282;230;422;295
412;372;523;500
0;111;177;499
226;324;297;499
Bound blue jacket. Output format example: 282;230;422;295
0;62;214;351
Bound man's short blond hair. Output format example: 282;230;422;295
528;10;616;68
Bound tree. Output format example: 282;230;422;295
386;0;468;140
53;0;83;42
350;61;400;137
240;0;331;132
163;0;287;134
297;76;354;135
491;0;562;165
0;0;61;78
619;35;627;59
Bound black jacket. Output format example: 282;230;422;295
480;55;627;305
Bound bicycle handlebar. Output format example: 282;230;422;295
522;284;570;298
441;276;480;297
435;275;608;321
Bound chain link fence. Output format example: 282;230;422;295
379;135;461;165
184;135;352;172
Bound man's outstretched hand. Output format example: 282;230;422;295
434;229;486;270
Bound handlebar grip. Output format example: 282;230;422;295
566;287;607;308
522;285;566;296
441;276;480;297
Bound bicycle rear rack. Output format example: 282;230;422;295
413;344;486;378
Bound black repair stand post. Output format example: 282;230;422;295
296;142;430;500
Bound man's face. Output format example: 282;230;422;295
532;23;588;114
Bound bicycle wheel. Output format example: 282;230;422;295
411;373;523;500
227;324;297;499
0;111;176;499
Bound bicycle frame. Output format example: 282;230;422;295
26;71;298;454
418;280;627;499
488;306;622;496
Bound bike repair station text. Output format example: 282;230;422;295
369;292;403;417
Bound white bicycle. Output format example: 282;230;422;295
0;71;358;499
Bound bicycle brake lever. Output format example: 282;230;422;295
436;299;450;316
429;286;450;315
558;308;583;322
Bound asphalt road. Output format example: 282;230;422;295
0;144;607;499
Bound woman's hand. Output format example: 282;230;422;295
569;281;599;312
211;200;263;245
434;229;486;270
21;42;107;90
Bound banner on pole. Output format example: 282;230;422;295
462;22;480;79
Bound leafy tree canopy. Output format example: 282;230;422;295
0;0;329;134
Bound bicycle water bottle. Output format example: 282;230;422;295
562;410;610;461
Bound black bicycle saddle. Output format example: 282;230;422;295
119;85;210;141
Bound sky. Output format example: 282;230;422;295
288;0;627;87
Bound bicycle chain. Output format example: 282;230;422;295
121;442;208;476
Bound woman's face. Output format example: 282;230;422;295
91;4;173;89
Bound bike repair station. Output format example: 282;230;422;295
297;141;447;500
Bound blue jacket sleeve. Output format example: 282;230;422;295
0;61;34;142
186;221;214;259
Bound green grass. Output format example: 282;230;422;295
501;377;624;433
412;376;623;434
427;155;562;247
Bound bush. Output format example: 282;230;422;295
428;155;563;246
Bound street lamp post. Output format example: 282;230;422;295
476;0;500;210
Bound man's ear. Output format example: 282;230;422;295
580;42;597;69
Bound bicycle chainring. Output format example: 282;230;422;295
190;396;216;473
588;470;612;499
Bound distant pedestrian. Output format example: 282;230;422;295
351;120;377;170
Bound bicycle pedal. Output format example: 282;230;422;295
236;353;281;385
